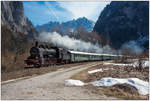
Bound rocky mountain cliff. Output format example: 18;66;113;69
36;17;95;34
1;1;38;39
1;1;38;72
93;1;149;49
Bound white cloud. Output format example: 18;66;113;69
44;1;74;22
58;2;110;21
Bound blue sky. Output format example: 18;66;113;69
23;1;110;26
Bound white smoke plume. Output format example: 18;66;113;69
121;41;143;55
38;32;116;54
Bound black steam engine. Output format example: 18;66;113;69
24;42;70;67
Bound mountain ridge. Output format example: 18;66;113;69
36;17;95;34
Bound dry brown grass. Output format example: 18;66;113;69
71;63;107;82
72;64;149;82
71;63;149;100
96;86;148;100
84;84;144;100
71;65;94;81
1;62;87;81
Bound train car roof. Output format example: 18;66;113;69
68;50;122;57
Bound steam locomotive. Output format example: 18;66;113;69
24;42;121;67
24;42;70;67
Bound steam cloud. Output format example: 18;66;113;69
38;32;116;54
121;41;143;55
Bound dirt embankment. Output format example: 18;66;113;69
2;62;89;81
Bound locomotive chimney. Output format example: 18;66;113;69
35;41;38;47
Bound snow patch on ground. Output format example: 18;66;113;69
132;60;149;68
143;60;149;67
91;77;149;95
65;79;84;86
88;68;109;74
88;69;103;74
104;60;149;68
104;63;132;66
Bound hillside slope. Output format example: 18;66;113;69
1;1;38;39
1;1;38;72
93;1;149;49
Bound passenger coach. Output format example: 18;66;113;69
68;51;119;62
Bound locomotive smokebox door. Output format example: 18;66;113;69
35;41;38;47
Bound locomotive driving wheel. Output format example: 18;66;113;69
34;57;41;68
34;62;41;68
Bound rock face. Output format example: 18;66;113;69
93;1;149;49
36;17;95;34
1;1;38;39
1;1;38;72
